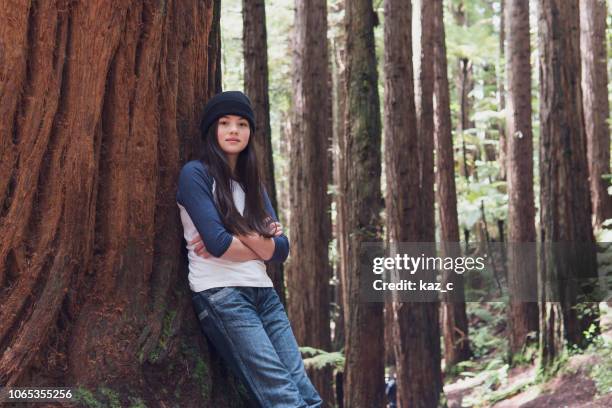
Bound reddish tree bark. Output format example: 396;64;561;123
505;0;538;360
580;0;612;229
432;0;472;371
331;1;348;390
242;0;286;306
384;0;442;407
342;0;385;406
537;0;599;373
0;1;248;406
289;0;334;405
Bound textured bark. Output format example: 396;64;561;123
580;0;612;229
417;0;436;244
331;1;347;355
0;1;251;406
537;0;599;372
384;0;442;407
242;0;286;306
505;0;539;359
279;111;292;229
289;0;334;405
342;0;384;406
433;0;472;370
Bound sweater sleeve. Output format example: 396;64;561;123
176;161;234;258
262;187;290;263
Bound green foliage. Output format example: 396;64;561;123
582;303;612;396
148;309;177;363
73;386;122;408
300;346;345;372
510;333;538;367
456;160;507;234
466;302;506;359
99;387;121;408
220;0;243;91
586;329;612;396
128;397;147;408
194;357;211;400
73;387;103;408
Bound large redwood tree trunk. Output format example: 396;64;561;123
537;0;599;373
342;0;385;406
384;0;442;407
0;1;247;406
289;0;334;405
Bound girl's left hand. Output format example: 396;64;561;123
269;222;283;237
189;235;211;258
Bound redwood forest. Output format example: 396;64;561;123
1;0;611;407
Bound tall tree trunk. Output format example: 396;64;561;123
279;111;293;227
331;7;348;403
417;0;436;245
331;0;347;356
0;1;250;406
342;1;384;406
580;0;612;230
289;0;334;405
384;1;442;407
433;0;472;370
505;0;539;360
242;0;286;306
537;0;599;373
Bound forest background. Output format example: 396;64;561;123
0;0;611;407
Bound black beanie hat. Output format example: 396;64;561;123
200;91;256;137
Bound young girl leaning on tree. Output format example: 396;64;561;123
176;91;322;408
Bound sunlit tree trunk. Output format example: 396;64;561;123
580;0;612;230
331;0;347;357
331;5;348;403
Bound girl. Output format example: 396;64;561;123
177;91;322;408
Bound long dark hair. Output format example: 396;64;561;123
200;121;273;238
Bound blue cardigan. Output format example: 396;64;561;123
176;160;289;262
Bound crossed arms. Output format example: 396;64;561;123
177;161;290;263
189;221;284;262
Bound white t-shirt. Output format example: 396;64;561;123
178;179;273;292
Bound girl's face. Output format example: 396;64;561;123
216;115;251;157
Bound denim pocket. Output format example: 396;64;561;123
206;287;237;304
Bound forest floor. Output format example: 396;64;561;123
444;302;612;408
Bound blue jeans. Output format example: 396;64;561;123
192;286;322;408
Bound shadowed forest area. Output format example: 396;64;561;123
0;0;611;407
